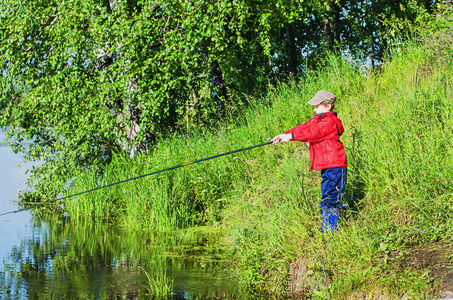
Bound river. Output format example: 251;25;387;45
0;130;239;299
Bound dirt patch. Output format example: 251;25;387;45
286;259;312;299
396;241;453;293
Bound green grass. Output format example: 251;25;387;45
65;5;453;299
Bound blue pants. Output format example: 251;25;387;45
320;167;347;232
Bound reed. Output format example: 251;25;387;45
141;267;174;299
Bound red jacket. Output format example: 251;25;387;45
285;111;347;170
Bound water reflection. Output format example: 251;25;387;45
1;215;239;299
0;130;239;299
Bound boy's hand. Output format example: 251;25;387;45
272;133;292;144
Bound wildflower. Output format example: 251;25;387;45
436;13;441;17
246;169;249;173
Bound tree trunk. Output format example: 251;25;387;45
285;22;298;76
210;60;227;114
95;0;149;158
322;1;336;52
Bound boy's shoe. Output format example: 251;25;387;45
320;210;340;233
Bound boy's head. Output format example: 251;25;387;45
308;90;335;114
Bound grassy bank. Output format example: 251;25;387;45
66;5;453;299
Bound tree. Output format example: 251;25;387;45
0;0;436;201
0;0;301;199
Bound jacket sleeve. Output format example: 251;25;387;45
285;117;338;143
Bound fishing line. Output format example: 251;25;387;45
0;141;273;217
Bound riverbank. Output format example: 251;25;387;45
64;6;453;299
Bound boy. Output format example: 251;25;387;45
272;90;347;232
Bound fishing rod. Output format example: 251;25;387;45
0;141;273;217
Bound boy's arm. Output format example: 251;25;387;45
285;121;317;142
273;120;313;144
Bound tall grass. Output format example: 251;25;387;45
65;5;453;298
222;7;453;298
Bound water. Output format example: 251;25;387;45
0;130;239;299
0;130;35;268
